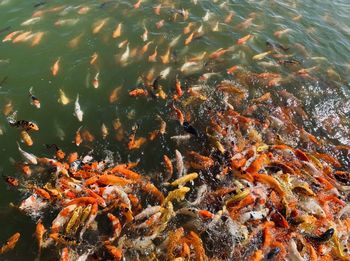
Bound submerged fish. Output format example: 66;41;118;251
74;94;83;122
17;142;37;164
29;87;40;109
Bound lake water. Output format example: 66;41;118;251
0;0;350;260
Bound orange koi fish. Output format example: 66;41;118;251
112;23;122;38
274;28;292;38
148;46;158;62
163;155;173;177
133;0;142;9
36;219;45;257
129;88;148;97
51;58;60;76
12;31;32;43
68;33;84;49
77;6;90;15
237;34;253;45
224;11;235;24
227;65;238;74
0;232;20;255
141;41;152;54
74;126;83;146
183;22;193;34
160;47;171;64
31;32;45;47
174;78;183;98
90;52;98;65
154;4;161;15
156;19;165;29
185;32;194;45
92;72;99;89
92;18;108;34
171;103;184;125
109;86;122;103
2;30;22;42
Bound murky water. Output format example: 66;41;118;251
0;0;350;260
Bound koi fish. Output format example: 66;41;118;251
109;86;122;103
141;41;153;54
157;115;166;134
65;206;83;234
170;172;198;187
0;232;20;255
224;11;235;24
107;213;122;241
12;31;32;43
9;118;39;131
35;219;46;257
148;46;158;62
163;155;173;178
160;47;171;64
235;17;254;30
129;88;148;97
154;4;161;15
78;6;90;15
156;19;165;29
101;123;109;139
160;67;171;79
31;31;45;47
175;150;185;177
174;77;183;98
2;30;22;42
133;0;142;9
212;21;219;32
4;176;19;187
17;142;37;164
171;103;184;125
90;52;98;65
120;43;130;64
29;87;40;108
21;17;41;26
92;72;100;89
169;34;181;48
74;94;83;122
118;40;128;49
51;58;60;76
58;89;70;105
274;28;292;38
184;22;193;34
163;186;190;206
105;243;122;260
59;247;69;261
112;23;122;38
55;18;79;27
252;51;271;61
184;32;194;45
92;18;108;34
141;25;148;41
68;33;84;49
202;10;211;21
21;130;33;146
237;34;253;45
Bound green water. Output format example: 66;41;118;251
0;0;349;259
